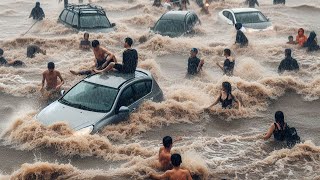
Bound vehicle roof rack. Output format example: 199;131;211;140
65;3;106;15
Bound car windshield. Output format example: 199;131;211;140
59;81;118;113
80;15;110;28
154;20;185;34
234;12;268;24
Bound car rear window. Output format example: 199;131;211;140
66;12;75;24
72;14;79;26
234;12;268;24
155;20;185;33
80;15;110;28
60;10;68;21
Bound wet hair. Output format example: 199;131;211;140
92;40;100;48
0;48;3;56
125;37;133;46
224;48;231;56
275;111;285;128
163;136;173;149
235;23;242;30
36;2;40;6
84;33;89;38
171;154;182;167
222;81;232;96
47;62;55;69
285;49;292;57
288;36;293;39
298;28;304;34
191;48;198;53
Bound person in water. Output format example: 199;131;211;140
303;31;319;52
158;136;182;170
273;0;285;5
29;2;45;20
207;82;241;109
286;36;296;45
80;33;91;50
296;28;307;46
179;0;190;10
0;48;25;67
216;48;235;76
263;111;288;141
187;48;204;75
246;0;259;8
41;62;64;95
70;40;116;75
150;154;192;180
59;0;69;8
235;23;248;47
94;37;138;74
153;0;162;7
278;49;299;74
27;45;46;58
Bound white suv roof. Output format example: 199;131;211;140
230;8;259;13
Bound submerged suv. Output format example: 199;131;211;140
58;4;115;30
36;69;163;135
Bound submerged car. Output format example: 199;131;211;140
36;69;163;135
58;4;115;30
218;8;272;30
151;10;200;37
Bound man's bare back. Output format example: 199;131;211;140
93;46;113;61
159;147;172;170
164;168;192;180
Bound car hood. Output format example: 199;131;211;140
242;22;272;30
36;101;107;130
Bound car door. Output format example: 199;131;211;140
130;80;153;110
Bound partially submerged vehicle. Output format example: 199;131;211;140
151;11;200;37
58;4;115;30
36;69;163;135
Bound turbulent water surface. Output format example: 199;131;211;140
0;0;320;179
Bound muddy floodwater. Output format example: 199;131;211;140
0;0;320;179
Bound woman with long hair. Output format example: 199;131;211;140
207;82;241;109
263;111;287;141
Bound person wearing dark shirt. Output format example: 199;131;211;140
27;45;46;58
246;0;259;8
278;49;299;74
235;23;248;47
273;0;285;5
153;0;162;7
216;48;235;76
187;48;204;75
80;33;91;50
303;31;320;52
0;48;25;67
29;2;45;20
94;37;138;74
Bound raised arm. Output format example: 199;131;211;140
207;93;221;109
41;72;46;90
263;123;275;140
233;95;241;109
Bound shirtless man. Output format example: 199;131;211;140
150;154;192;180
41;62;64;95
70;40;115;75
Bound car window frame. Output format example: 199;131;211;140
60;9;69;21
66;11;75;25
116;85;136;110
131;80;153;101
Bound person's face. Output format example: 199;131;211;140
84;34;89;40
298;30;303;36
124;42;129;48
93;45;99;51
48;68;54;72
190;51;197;57
289;37;293;42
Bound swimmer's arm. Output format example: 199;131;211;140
216;61;224;71
263;123;275;140
56;72;64;89
41;72;46;90
234;96;241;109
208;94;221;109
186;170;193;180
150;171;169;180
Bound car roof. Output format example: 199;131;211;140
65;4;106;15
161;10;193;21
229;8;260;13
84;69;151;89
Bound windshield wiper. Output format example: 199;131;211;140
60;98;98;112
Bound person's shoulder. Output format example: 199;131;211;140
43;70;49;74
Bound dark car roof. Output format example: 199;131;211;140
84;69;151;89
160;11;193;21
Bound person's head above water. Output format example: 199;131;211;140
275;111;285;127
92;40;100;49
224;48;231;57
285;48;292;58
0;48;3;57
47;62;55;72
288;36;293;41
235;23;242;31
190;48;198;57
36;2;40;7
163;136;173;149
171;154;182;167
84;33;89;40
124;37;133;48
298;28;305;36
222;81;232;95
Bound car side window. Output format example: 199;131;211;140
223;11;229;18
117;86;135;108
186;16;193;30
132;80;152;101
72;14;78;27
66;12;74;25
227;13;235;24
60;10;68;21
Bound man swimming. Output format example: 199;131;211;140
41;62;64;95
150;154;192;180
70;40;116;75
27;45;46;58
216;48;235;76
187;48;204;75
278;49;299;74
0;48;25;67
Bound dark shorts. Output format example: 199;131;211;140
114;63;135;74
79;58;114;76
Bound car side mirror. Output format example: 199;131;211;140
111;23;116;27
118;106;129;114
60;90;65;96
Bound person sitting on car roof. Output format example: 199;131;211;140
29;2;45;20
